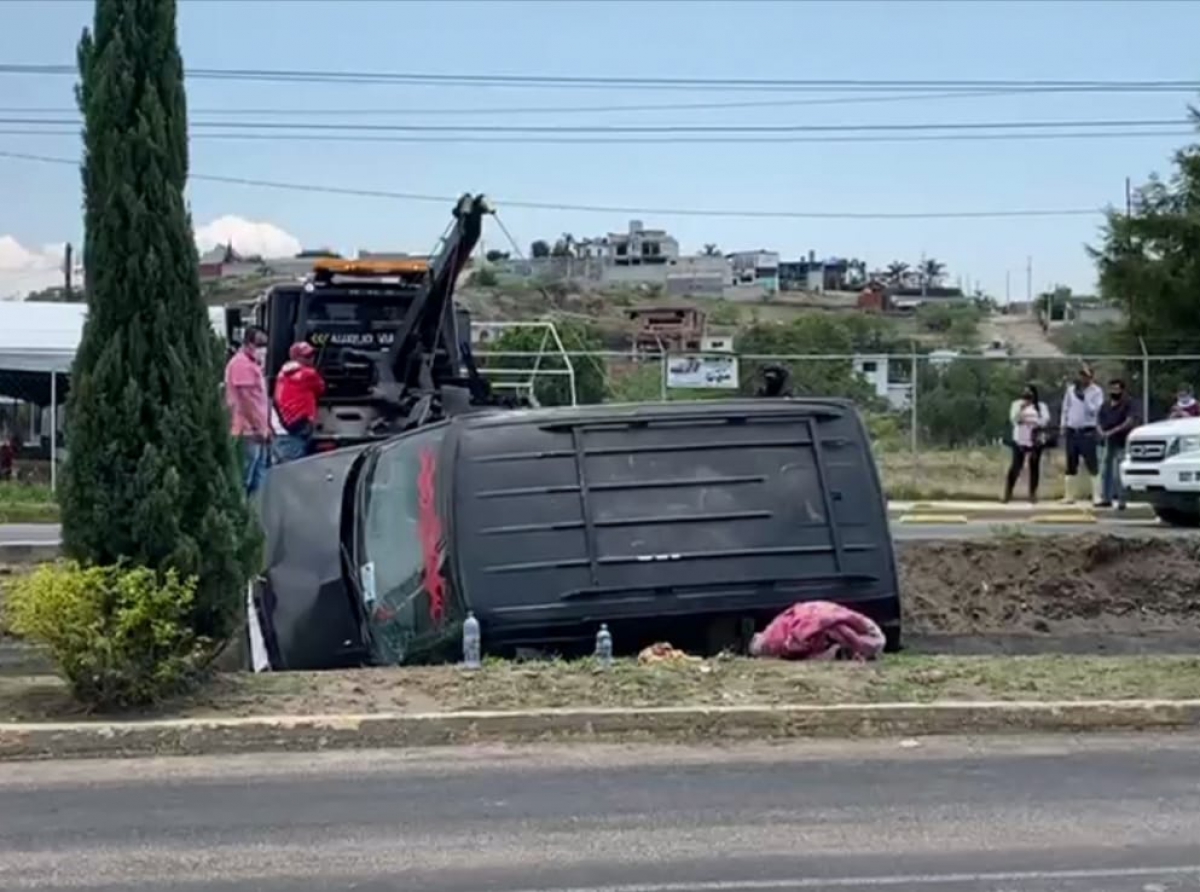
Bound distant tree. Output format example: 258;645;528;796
485;322;606;406
550;233;576;258
61;0;258;643
530;239;551;259
916;359;1028;448
472;267;499;288
1087;113;1200;415
885;261;909;286
296;247;341;258
484;249;510;263
734;316;893;404
920;258;946;288
702;243;721;256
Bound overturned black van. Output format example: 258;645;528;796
246;399;901;671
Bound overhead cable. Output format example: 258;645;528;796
0;149;1114;219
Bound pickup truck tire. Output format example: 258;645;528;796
1154;506;1200;528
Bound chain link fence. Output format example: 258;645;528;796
0;368;64;509
5;350;1198;501
472;348;1200;501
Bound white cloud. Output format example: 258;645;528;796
0;237;66;300
194;215;302;259
0;215;303;299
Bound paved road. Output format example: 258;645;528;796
0;523;59;545
4;736;1200;890
2;519;1192;550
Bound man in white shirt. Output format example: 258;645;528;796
1059;364;1104;503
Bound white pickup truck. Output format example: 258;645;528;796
1119;416;1200;526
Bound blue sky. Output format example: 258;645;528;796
2;0;1199;299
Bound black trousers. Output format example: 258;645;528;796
1005;444;1043;499
1064;427;1099;476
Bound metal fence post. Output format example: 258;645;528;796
1139;336;1150;422
660;350;668;402
909;347;919;492
50;371;58;493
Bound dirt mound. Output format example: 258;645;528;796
898;535;1200;637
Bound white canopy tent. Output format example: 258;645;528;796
0;302;227;374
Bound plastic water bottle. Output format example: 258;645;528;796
462;612;482;669
595;623;613;667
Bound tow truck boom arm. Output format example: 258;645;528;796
385;193;492;391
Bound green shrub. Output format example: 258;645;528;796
4;563;204;710
472;266;499;287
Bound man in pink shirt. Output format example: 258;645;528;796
224;325;272;495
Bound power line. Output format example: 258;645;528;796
0;149;1114;219
0;85;1191;118
0;128;1192;145
0;116;1188;134
3;63;1200;93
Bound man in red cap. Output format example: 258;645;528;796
272;341;326;463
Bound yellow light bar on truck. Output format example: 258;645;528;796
313;258;430;277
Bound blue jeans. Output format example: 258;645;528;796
239;437;269;496
1101;441;1125;506
273;434;310;464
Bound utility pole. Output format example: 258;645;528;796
1005;269;1011;305
63;242;73;300
1125;175;1134;331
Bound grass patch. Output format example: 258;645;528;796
0;483;55;506
2;654;1198;723
0;483;59;523
0;447;1057;510
879;446;1067;502
0;503;59;524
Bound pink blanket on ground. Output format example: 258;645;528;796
749;601;886;661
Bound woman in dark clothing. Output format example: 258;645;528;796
1004;384;1051;503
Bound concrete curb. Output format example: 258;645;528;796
896;514;969;524
3;699;1200;761
890;501;1153;521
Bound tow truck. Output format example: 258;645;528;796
224;193;523;450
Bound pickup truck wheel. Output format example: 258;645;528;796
1154;506;1200;528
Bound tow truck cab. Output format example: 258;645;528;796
224;259;475;450
1120;416;1200;526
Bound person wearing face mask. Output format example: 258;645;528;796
1168;384;1200;419
224;325;272;495
1096;377;1138;510
1004;383;1050;503
1059;363;1104;504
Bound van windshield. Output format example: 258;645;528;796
356;425;456;664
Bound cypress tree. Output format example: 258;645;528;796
62;0;258;641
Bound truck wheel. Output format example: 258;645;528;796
1154;506;1200;528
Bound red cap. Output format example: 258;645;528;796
289;342;316;361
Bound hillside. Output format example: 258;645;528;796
23;274;984;355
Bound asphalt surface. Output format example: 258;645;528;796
1;519;1194;549
3;736;1200;891
0;522;59;544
